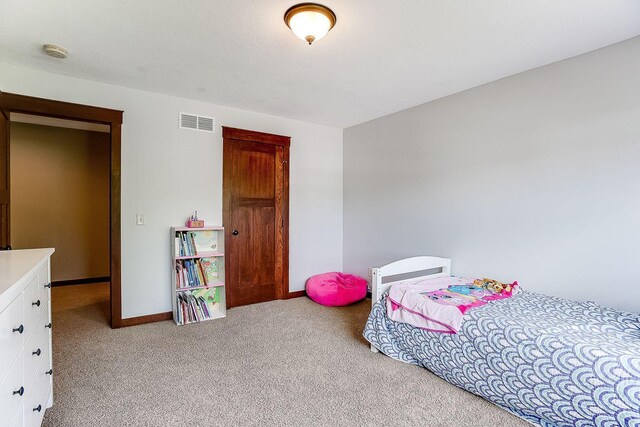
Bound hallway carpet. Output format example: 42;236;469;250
43;296;528;426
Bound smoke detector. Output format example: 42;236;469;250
43;44;68;59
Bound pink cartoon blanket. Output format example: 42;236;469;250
386;276;518;334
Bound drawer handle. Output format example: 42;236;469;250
32;299;41;307
33;404;42;412
12;386;24;396
45;323;52;329
33;349;42;356
46;369;53;375
12;325;24;334
45;283;51;289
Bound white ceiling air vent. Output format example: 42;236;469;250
179;112;215;132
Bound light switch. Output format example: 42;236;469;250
136;214;145;225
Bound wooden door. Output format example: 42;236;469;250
223;127;289;308
0;110;9;250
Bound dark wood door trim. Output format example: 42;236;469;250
119;311;172;327
110;122;123;327
0;92;123;125
223;126;291;306
279;144;290;299
0;91;125;328
0;110;9;250
222;127;291;148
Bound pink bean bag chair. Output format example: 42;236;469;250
306;272;367;306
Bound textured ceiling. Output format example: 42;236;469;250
1;1;639;128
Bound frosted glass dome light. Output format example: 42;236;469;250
284;3;337;45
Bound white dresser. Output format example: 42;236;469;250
0;249;54;427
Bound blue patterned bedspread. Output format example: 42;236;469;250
363;290;640;426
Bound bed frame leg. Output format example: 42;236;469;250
370;345;379;353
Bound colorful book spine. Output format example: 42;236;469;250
195;260;205;285
180;233;188;256
184;260;191;285
190;232;198;255
187;261;196;286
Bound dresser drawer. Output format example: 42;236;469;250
0;293;25;383
38;266;50;306
24;312;49;388
38;265;49;287
39;266;51;321
23;276;45;341
0;353;25;426
24;357;51;427
41;275;50;311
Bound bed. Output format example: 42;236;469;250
363;256;640;427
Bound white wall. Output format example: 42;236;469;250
1;62;343;319
344;37;640;313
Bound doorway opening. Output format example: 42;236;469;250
10;114;111;323
0;91;124;328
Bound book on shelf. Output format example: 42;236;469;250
176;260;191;288
192;288;220;314
200;257;219;284
186;260;195;286
176;230;219;257
178;232;188;257
187;260;197;286
176;258;222;288
175;288;220;325
196;261;206;285
179;231;194;257
193;230;218;254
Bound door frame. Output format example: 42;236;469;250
0;110;9;250
222;126;292;307
0;91;125;328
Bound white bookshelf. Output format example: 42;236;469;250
171;226;226;325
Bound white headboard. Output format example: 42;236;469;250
370;256;451;306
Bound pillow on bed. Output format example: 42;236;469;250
306;272;367;307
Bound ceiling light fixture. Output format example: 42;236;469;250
284;3;336;45
43;44;68;59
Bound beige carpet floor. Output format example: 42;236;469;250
43;289;529;426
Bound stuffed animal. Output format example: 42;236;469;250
473;278;512;294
